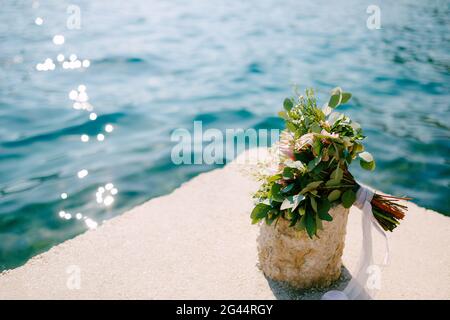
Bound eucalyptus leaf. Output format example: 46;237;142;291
310;122;322;133
301;181;323;194
330;167;343;181
310;197;318;212
359;152;376;171
317;199;333;221
251;203;271;222
281;183;294;193
342;190;356;208
283;98;293;111
305;211;316;238
325;179;341;187
295;214;306;231
341;92;352;104
327;189;341;202
312;139;322;156
360;158;375;170
270;183;284;202
328;94;341;108
281;194;304;211
307;156;321;171
268;174;282;183
282;167;294;179
278;111;289;120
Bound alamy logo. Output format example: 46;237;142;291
366;264;382;290
66;265;81;290
67;5;81;30
170;121;280;165
366;5;381;30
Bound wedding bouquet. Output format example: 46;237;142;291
251;88;408;238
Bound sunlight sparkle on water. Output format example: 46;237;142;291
96;183;118;207
105;124;114;133
52;35;65;45
77;169;88;179
85;218;98;229
69;90;78;100
103;195;114;206
36;58;55;71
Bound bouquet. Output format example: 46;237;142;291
251;88;408;238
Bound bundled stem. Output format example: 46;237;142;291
346;170;409;232
369;193;409;231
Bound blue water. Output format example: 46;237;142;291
0;0;449;270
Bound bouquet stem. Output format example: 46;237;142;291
367;191;409;232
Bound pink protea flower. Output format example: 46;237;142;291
278;131;295;160
295;133;315;150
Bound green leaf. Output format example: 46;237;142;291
281;183;294;193
317;199;333;221
288;212;299;227
359;152;376;171
286;122;297;133
310;122;322;134
328;94;341;108
295;214;306;231
251;203;271;222
341;92;352;104
270;183;284;202
327;189;341;202
278;111;289;120
305;211;316;238
298;204;306;216
267;174;282;183
312;139;322;156
330;167;343;181
282;167;294;179
283;98;293;111
280;194;304;211
342;190;356;208
307;156;322;171
353;142;364;153
360;159;376;170
301;181;323;194
325;179;340;187
310;197;318;212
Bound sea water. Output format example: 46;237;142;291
0;0;449;270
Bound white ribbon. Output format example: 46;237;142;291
322;184;390;300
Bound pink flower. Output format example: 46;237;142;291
278;131;295;159
295;133;315;150
320;129;339;139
